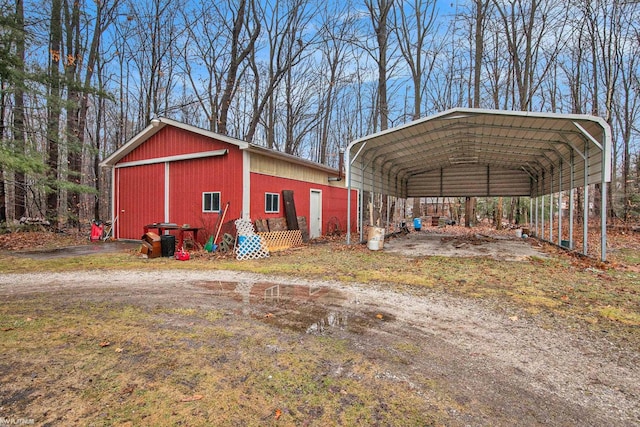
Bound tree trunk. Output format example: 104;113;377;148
467;1;489;228
365;0;393;131
465;197;475;227
218;0;259;136
13;0;26;219
495;196;503;230
412;197;421;219
65;0;82;228
0;81;6;223
46;0;63;227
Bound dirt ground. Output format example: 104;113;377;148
382;229;548;260
1;267;638;426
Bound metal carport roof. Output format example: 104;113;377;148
345;108;612;260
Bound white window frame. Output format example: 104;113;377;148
203;192;221;213
265;192;280;213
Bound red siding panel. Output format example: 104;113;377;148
168;155;244;243
116;164;165;239
115;126;245;241
113;124;356;241
121;126;233;163
249;172;357;235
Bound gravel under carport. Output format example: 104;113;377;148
381;228;548;261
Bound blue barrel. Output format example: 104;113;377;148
413;217;422;231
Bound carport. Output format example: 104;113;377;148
345;108;612;261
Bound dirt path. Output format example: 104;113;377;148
1;270;638;426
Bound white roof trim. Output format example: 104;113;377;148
115;149;228;168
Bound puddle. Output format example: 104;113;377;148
197;281;395;335
10;241;140;259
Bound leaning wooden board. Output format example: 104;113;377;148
282;190;299;230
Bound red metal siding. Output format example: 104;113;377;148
168;155;244;243
116;164;165;239
113;124;356;240
249;172;357;235
323;185;358;235
121;126;232;163
115;126;245;241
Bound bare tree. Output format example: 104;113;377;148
393;0;438;121
180;0;261;136
245;0;314;145
364;0;394;132
123;0;183;124
61;0;120;227
314;1;357;164
492;0;568;111
615;11;640;221
392;0;439;222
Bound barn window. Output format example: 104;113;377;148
203;192;221;212
265;193;280;213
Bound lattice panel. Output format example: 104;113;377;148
257;230;303;252
236;235;270;260
235;218;256;236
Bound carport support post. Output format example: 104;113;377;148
359;168;364;241
583;143;589;256
386;195;391;231
558;160;563;246
541;194;545;240
549;168;554;242
347;164;352;245
535;196;540;237
569;151;575;249
601;142;608;262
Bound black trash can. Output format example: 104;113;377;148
161;234;175;257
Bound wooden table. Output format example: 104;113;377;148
143;223;202;249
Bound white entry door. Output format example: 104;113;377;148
309;189;322;238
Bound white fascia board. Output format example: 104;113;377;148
114;149;228;168
100;122;161;167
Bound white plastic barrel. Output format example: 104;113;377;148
367;227;385;250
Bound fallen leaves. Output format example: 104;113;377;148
121;384;136;395
0;230;89;251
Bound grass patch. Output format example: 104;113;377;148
0;297;453;426
616;248;640;265
1;234;639;424
598;306;640;326
2;242;639;332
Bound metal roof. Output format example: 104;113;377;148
100;117;341;176
346;108;611;199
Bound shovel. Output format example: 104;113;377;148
204;236;214;252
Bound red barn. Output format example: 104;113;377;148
100;117;357;244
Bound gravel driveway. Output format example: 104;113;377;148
1;269;638;426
